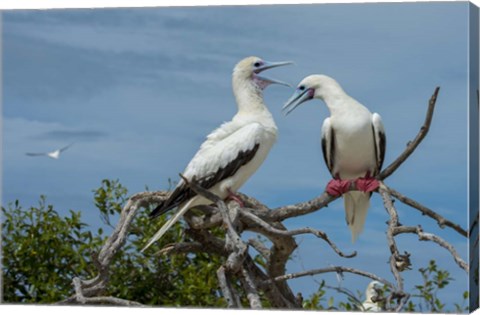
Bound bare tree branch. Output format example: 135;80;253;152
240;266;263;308
393;225;468;271
395;293;411;312
388;187;467;237
247;237;270;261
59;191;168;304
217;266;241;308
155;241;204;256
240;209;356;258
378;184;407;292
64;275;144;306
181;174;248;272
266;265;395;289
379;87;440;180
268;192;338;221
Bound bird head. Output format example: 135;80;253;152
233;56;292;90
282;74;342;115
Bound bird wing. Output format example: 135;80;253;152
149;121;264;218
321;117;335;177
59;143;74;153
371;113;386;174
26;152;47;157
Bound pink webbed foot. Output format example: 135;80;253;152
326;178;352;197
355;176;380;193
226;189;245;207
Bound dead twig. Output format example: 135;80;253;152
240;209;356;258
378;184;406;292
155;241;204;256
266;265;395;289
240;266;263;308
388;187;467;237
379;87;440;180
393;225;468;272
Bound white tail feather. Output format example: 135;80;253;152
141;197;198;252
343;191;370;243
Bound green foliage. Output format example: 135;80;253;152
2;197;104;302
336;288;364;311
94;179;128;227
408;260;468;313
2;179;225;306
302;280;328;310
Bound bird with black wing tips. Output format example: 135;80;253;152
142;56;292;252
283;74;386;242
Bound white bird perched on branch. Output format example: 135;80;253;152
26;143;74;160
361;281;383;311
283;74;386;242
142;56;292;252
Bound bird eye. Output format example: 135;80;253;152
254;61;262;67
299;85;305;91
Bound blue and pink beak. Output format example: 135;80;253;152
253;60;293;89
282;85;315;115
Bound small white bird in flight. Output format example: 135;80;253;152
283;75;386;242
26;143;74;160
142;56;292;252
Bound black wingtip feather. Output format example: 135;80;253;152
148;143;261;220
148;204;162;219
149;201;171;219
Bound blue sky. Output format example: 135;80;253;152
1;2;473;309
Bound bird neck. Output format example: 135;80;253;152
232;76;268;114
365;285;379;301
320;85;358;116
319;81;346;103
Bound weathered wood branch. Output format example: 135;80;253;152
388;186;467;237
71;277;144;306
59;191;168;305
217;266;241;308
378;184;407;293
379;87;440;180
268;192;338;221
266;265;395;289
180;174;299;308
240;209;356;258
155;241;204;256
393;225;468;272
240;265;262;308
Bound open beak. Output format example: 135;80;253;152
255;75;291;87
254;60;293;88
282;87;314;115
254;60;294;73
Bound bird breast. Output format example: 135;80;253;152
219;124;277;193
330;113;376;179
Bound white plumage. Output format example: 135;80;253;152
26;143;74;160
142;56;292;251
283;74;386;242
361;281;383;311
